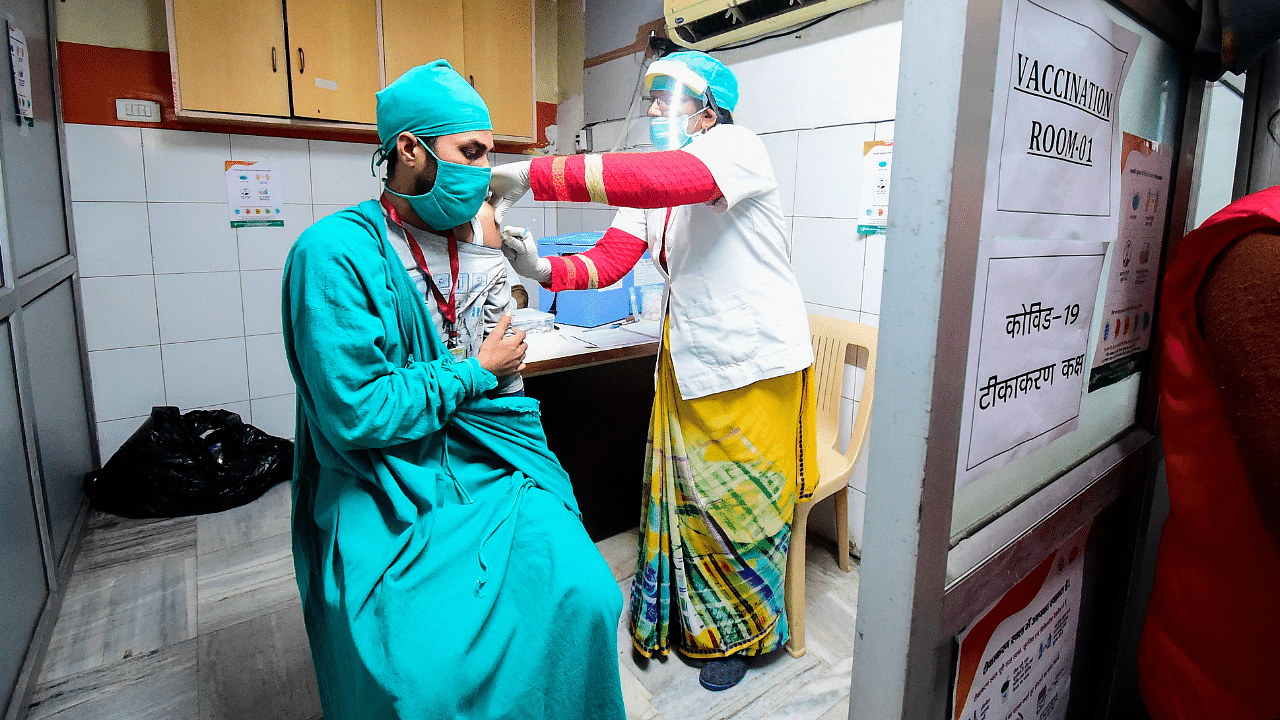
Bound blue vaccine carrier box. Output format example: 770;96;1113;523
538;232;650;327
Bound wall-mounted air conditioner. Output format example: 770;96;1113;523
665;0;874;51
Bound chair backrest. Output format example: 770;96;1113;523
808;314;878;462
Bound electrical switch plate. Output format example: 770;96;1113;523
575;128;592;153
115;98;161;123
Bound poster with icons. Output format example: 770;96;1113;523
1087;134;1172;392
952;522;1087;720
8;22;33;127
225;161;284;228
858;140;892;235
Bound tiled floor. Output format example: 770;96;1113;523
25;482;860;720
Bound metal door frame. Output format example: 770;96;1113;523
848;1;1206;717
1;0;97;716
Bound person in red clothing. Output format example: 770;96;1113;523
488;51;818;691
1139;184;1280;720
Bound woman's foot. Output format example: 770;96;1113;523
698;657;748;691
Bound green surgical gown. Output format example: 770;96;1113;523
282;200;625;719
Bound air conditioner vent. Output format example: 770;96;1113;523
665;0;871;51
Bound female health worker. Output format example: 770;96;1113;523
490;50;818;691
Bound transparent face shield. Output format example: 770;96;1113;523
643;60;713;151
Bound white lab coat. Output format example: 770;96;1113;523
611;123;813;400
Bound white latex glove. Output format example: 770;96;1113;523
501;225;551;283
488;160;532;226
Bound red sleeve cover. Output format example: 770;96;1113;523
530;151;720;208
545;226;648;292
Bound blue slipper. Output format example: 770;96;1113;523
699;657;748;691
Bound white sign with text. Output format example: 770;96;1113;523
956;239;1105;489
982;0;1139;240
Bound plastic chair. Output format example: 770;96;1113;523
784;314;878;658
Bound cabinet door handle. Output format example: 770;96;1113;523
271;47;278;73
298;47;305;74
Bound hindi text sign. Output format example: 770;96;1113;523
957;239;1105;489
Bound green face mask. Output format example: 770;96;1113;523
382;137;492;232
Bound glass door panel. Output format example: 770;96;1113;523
950;8;1183;542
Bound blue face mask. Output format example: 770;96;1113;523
383;137;491;231
649;114;700;151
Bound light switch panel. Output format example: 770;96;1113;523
115;98;162;123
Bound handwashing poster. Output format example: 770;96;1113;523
858;140;892;235
225;161;284;228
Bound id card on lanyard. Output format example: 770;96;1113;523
380;196;466;358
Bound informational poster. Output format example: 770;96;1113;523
7;22;33;127
225;161;284;228
982;0;1139;240
953;523;1088;720
858;140;893;235
956;239;1105;489
1088;133;1173;391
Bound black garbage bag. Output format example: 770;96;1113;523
84;406;293;518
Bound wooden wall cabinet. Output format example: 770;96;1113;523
381;0;534;142
169;0;292;117
286;0;380;124
167;0;536;142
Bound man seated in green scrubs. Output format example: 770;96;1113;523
281;60;626;720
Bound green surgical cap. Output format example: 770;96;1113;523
662;51;738;114
375;60;491;156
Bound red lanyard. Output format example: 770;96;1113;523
659;207;673;271
380;195;460;328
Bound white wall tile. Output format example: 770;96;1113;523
148;202;240;274
312;204;350;223
97;416;149;460
155;272;244;344
191;399;252;421
724;3;903;133
242;268;285;336
580;208;614;233
250;394;296;440
848;487;867;555
63;124;146;202
310;140;383;205
793;123;876;220
759;131;799;217
542;205;558;236
71;202;152;277
161;338;249;410
785;216;794;260
79;275;159;350
141;128;231;203
849;446;870;494
860;311;879;327
804;302;859;324
500;206;547;238
791;217;865;311
861;232;885;315
237;204;313;271
554;207;583;235
841;351;859;400
838;396;855;453
874;121;895;141
246;333;293;400
851;347;869;403
230;135;313;205
87;345;166;421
